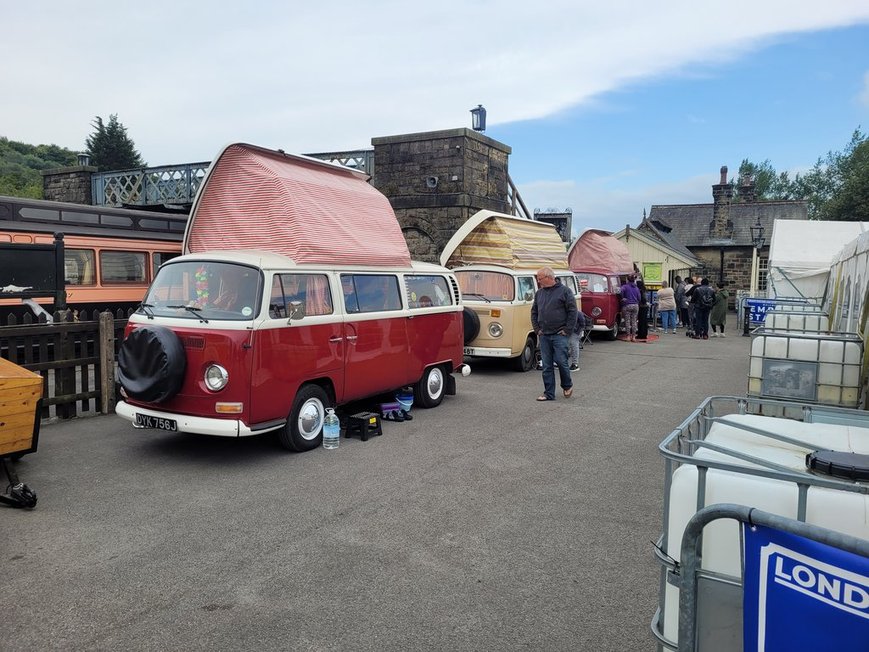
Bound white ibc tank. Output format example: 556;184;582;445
747;328;863;408
764;310;828;332
660;411;869;645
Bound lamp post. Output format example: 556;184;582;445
749;217;765;297
470;105;486;132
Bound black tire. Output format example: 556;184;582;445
415;365;446;408
117;325;186;403
512;336;536;372
279;384;329;452
462;307;480;344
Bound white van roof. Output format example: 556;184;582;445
164;250;453;274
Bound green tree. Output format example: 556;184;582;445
85;114;146;171
794;129;869;221
733;159;796;201
0;136;77;198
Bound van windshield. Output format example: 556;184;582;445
140;261;262;320
455;270;514;301
576;273;609;293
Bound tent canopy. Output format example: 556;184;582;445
768;220;869;299
567;228;634;274
440;210;569;270
184;143;411;267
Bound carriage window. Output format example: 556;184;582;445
100;251;147;283
405;275;452;308
64;249;95;285
269;274;333;318
153;252;179;276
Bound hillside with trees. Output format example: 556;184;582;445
1;114;146;199
0;137;78;198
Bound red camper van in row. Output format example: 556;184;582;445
115;144;466;452
567;229;635;340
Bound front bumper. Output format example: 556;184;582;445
115;401;270;438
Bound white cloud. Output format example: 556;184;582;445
3;2;869;163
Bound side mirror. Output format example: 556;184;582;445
287;300;305;323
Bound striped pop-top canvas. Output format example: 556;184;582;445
445;215;568;269
185;144;411;267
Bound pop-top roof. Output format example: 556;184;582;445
440;210;568;270
567;228;634;274
184;143;411;267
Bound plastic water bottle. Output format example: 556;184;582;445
323;408;340;449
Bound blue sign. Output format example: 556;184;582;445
743;524;869;651
745;299;777;324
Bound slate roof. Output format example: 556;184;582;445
646;200;808;248
636;219;698;262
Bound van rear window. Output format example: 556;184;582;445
405;275;452;308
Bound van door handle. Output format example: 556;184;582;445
345;335;358;342
329;336;344;343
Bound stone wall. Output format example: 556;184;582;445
41;166;96;205
690;245;767;308
371;128;512;263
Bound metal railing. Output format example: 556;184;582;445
92;163;210;207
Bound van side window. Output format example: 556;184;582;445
517;276;535;302
351;274;402;313
405;275;452;308
269;273;333;319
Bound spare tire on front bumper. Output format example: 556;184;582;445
118;325;187;404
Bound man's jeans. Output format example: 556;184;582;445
539;333;572;399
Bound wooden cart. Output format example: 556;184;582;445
0;357;41;508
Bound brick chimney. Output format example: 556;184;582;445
738;172;757;203
711;165;733;239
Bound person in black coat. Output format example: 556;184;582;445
636;279;649;341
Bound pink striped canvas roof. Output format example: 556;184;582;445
185;144;411;267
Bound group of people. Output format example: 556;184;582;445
620;274;729;341
529;267;733;402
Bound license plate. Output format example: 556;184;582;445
135;413;178;431
463;347;475;356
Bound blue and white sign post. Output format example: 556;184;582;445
743;524;869;651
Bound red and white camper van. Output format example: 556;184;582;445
567;229;635;340
115;144;466;451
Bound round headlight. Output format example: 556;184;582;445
488;322;503;337
591;307;602;317
204;364;229;391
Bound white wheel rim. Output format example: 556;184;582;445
297;398;324;440
426;367;444;400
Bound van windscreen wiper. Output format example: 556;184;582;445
461;293;491;303
167;305;210;323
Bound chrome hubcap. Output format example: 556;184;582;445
298;398;324;440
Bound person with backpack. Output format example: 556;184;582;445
691;277;716;340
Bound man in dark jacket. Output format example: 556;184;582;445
531;267;577;401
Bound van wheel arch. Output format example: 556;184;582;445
279;383;331;452
415;364;446;408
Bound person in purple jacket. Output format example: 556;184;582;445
619;275;642;342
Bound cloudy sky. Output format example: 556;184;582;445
4;1;869;233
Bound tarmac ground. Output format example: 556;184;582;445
1;323;751;651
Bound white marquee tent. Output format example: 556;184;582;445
767;220;869;300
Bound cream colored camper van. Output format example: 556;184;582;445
441;210;579;371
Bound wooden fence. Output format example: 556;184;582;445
0;309;131;420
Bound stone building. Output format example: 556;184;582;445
639;166;808;306
371;128;512;263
